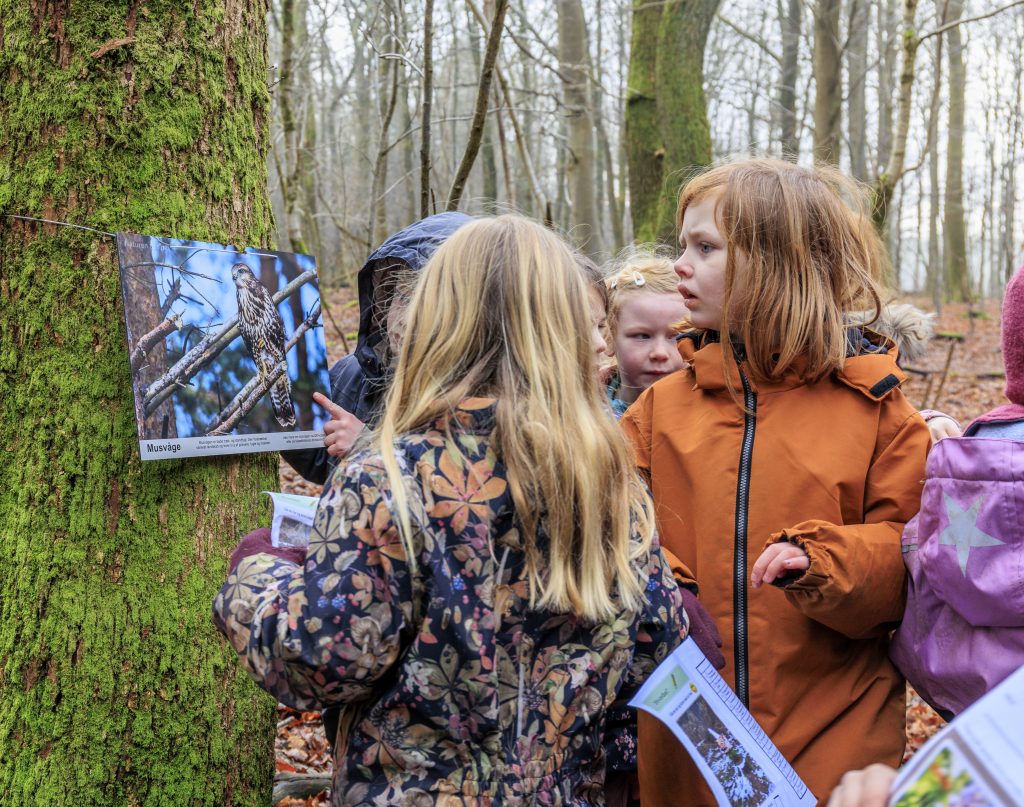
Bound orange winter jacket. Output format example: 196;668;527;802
622;335;930;806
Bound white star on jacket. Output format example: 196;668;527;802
939;493;1004;575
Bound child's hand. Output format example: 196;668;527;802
926;415;962;443
314;392;366;458
751;542;809;589
826;764;897;807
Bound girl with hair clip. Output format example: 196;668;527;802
621;158;932;806
214;215;687;806
603;251;689;418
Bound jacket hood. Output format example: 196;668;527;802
354;212;472;380
847;303;935;366
679;331;906;400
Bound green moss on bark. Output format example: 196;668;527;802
625;0;719;246
652;0;718;245
624;0;664;245
0;2;278;803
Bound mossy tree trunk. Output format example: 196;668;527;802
0;2;278;804
624;0;664;244
626;0;720;246
652;0;720;245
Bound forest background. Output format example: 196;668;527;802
1;0;1021;804
274;0;1024;305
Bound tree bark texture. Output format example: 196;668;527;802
813;0;842;165
0;2;278;803
624;0;664;244
872;0;920;232
943;0;970;301
778;0;803;159
557;0;602;256
654;0;720;244
847;0;869;180
420;0;436;218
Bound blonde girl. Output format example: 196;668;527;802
215;214;687;806
622;159;931;805
603;251;689;417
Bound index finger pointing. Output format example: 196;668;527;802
313;391;348;418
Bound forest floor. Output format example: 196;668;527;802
272;289;1008;805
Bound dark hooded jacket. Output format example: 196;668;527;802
282;212;472;484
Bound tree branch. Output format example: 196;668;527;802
918;0;1024;42
130;314;182;374
445;0;510;210
716;13;782;65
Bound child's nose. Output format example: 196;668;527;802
673;254;691;278
650;339;670;360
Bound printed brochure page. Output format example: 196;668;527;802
630;637;815;807
888;664;1024;807
263;491;318;549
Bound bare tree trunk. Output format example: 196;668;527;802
928;30;943;311
369;32;400;245
812;0;842;165
943;0;969;301
1002;26;1023;283
420;0;435;217
558;0;602;255
847;0;869;180
871;0;920;230
471;3;499;210
778;0;802;159
446;0;510;211
301;91;322;259
875;0;899;173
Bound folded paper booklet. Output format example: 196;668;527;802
263;491;318;549
888;664;1024;807
631;637;816;807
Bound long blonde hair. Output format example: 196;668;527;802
677;158;885;384
376;215;654;621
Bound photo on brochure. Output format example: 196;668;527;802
892;747;995;807
116;232;330;460
676;696;774;807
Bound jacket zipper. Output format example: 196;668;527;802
734;366;756;708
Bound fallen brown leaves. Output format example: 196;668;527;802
899;296;1007;425
274;706;332;806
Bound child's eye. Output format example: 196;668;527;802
699;243;713;255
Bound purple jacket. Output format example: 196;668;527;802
890;411;1024;716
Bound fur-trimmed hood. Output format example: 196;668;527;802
848;303;935;366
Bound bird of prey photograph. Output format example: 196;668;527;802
232;263;297;428
116;232;330;459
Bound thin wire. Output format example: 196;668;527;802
2;214;116;237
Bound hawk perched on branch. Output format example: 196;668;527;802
231;263;296;428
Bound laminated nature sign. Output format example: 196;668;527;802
116;232;330;460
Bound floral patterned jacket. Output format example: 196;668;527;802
214;399;687;806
